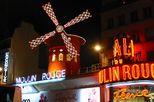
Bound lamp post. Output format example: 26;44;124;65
94;44;103;67
0;66;3;83
94;44;102;52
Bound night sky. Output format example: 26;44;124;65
0;0;101;67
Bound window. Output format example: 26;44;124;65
52;54;56;62
118;14;125;26
131;31;140;43
130;11;138;22
58;53;63;61
144;28;154;41
107;18;114;29
66;54;71;61
107;36;114;49
143;7;152;19
147;50;154;61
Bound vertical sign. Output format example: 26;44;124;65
3;51;10;83
113;33;134;65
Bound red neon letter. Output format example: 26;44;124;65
109;67;112;82
122;65;132;80
141;63;150;78
112;66;120;81
131;64;140;79
99;70;103;83
151;63;154;79
123;38;127;56
113;39;121;57
104;69;109;83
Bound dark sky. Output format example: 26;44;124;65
0;0;101;67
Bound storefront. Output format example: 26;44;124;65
105;80;154;102
22;86;100;102
15;70;100;102
97;33;154;102
99;61;154;102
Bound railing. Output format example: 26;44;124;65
80;63;102;74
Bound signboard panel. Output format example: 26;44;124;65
99;62;154;84
22;87;100;102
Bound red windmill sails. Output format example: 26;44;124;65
29;2;92;59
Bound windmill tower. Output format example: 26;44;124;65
29;2;92;76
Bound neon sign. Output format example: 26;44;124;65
3;52;9;83
113;34;134;65
42;69;65;80
99;62;154;84
16;69;66;85
114;88;153;100
16;75;37;84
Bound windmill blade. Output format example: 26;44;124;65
29;31;56;49
61;31;79;59
42;2;59;26
64;10;92;28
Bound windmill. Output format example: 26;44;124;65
29;2;92;60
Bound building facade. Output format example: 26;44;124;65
101;0;154;66
98;0;154;102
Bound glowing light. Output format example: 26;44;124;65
99;62;154;84
113;36;134;65
94;44;102;52
114;88;152;100
29;31;56;49
16;70;66;86
0;67;2;72
113;39;121;57
106;80;154;88
16;78;65;86
42;2;59;26
52;54;56;62
3;52;9;83
61;33;78;59
64;10;92;28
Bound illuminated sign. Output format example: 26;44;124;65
16;69;66;85
22;87;100;102
113;34;134;65
3;52;10;82
114;88;153;100
42;69;65;80
16;75;37;84
113;38;134;57
99;62;154;84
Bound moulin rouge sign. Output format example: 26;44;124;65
16;69;66;84
98;33;154;84
99;62;154;84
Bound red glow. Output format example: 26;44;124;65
99;62;154;84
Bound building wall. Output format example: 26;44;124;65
101;0;154;66
9;22;43;83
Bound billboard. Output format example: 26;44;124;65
22;87;100;102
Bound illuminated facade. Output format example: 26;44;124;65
1;0;154;102
45;34;85;76
98;0;154;102
1;23;154;102
101;0;154;66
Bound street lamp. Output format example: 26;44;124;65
0;66;3;83
93;44;103;67
94;44;102;52
0;67;2;73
